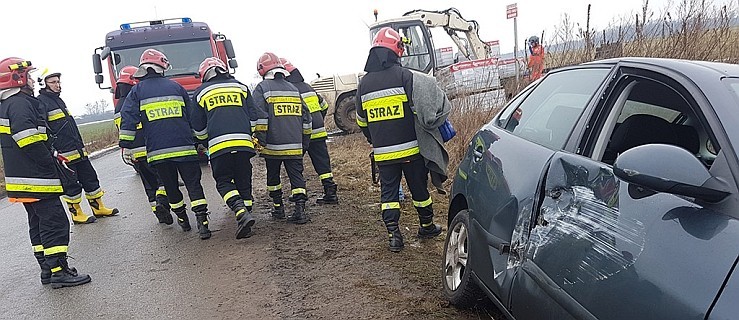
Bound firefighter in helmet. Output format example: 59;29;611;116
527;35;545;81
280;57;338;205
118;49;212;240
252;52;312;224
0;57;91;288
191;57;258;239
114;65;172;225
356;27;446;252
36;68;119;224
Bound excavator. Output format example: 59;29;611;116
311;8;509;133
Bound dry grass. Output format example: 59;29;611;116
544;0;739;70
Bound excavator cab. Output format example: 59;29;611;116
369;21;435;74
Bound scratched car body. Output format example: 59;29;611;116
442;57;739;320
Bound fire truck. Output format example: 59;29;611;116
91;17;239;162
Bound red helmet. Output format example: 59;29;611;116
279;58;296;72
139;49;169;69
256;52;284;77
372;27;405;57
198;57;228;82
0;57;35;90
117;66;139;85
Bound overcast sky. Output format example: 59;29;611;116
1;0;732;115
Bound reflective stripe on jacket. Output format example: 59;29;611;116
118;74;197;164
290;81;327;140
37;90;87;164
191;77;257;159
252;76;312;159
356;65;420;164
0;93;64;199
114;95;146;160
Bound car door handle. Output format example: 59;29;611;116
472;145;484;162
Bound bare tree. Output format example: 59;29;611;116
84;99;111;115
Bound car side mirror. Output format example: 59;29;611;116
614;144;729;203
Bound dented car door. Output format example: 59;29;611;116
510;152;739;319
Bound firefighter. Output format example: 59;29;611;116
36;68;119;224
0;58;91;288
191;57;257;239
118;49;211;240
527;36;545;81
356;27;443;252
281;58;339;205
252;52;312;224
113;65;172;225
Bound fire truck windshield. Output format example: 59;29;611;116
111;40;214;80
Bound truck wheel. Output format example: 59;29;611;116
333;94;360;133
442;209;484;307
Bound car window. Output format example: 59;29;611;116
593;77;717;167
495;83;534;127
503;68;610;150
617;101;681;123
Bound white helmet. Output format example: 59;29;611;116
35;68;61;89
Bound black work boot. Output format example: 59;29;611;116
195;211;212;240
417;207;443;239
34;252;51;285
316;183;339;205
49;256;91;289
154;204;174;225
287;201;310;224
271;202;285;220
387;225;404;253
174;209;191;232
235;205;256;239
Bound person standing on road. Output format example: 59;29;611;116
113;65;172;225
118;49;211;240
36;68;119;224
281;58;339;205
252;52;312;224
191;57;257;239
0;58;91;288
356;27;445;252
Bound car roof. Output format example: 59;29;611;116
583;57;739;77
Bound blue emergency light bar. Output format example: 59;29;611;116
120;17;193;30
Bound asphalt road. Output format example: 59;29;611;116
0;151;287;319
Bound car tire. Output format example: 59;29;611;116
442;209;483;307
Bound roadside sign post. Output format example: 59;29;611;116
507;3;519;88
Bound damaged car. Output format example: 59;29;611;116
442;57;739;319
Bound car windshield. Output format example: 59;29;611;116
110;40;214;80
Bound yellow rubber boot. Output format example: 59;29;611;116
88;198;119;217
67;203;96;224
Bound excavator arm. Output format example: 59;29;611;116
402;8;490;60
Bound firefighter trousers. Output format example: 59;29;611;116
25;198;71;270
210;152;254;211
305;138;336;187
265;158;307;204
62;159;103;203
378;158;434;228
153;160;207;214
134;159;168;210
